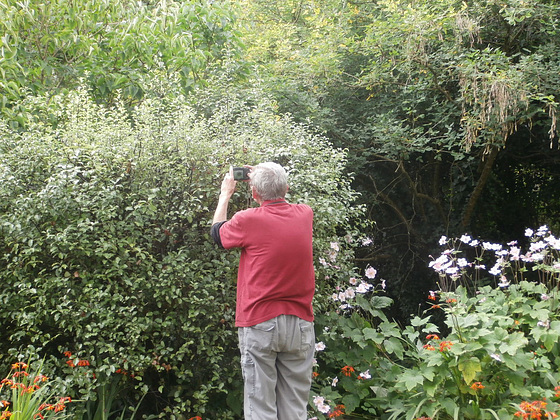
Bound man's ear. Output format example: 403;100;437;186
251;186;263;204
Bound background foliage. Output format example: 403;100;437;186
237;0;560;321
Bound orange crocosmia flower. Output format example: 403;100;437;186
312;371;319;378
34;374;49;384
423;344;435;351
470;382;484;390
77;360;90;367
328;404;345;418
11;362;28;370
0;401;9;408
431;305;441;309
341;366;355;376
439;341;453;352
426;334;440;340
63;351;72;358
0;411;12;419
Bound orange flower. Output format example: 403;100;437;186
439;341;453;352
0;401;9;408
426;334;440;340
341;366;355;376
0;411;12;419
188;417;202;420
328;404;345;418
470;382;484;390
77;360;90;367
63;351;72;358
555;386;560;398
34;374;49;384
423;344;435;351
514;399;557;419
11;362;28;370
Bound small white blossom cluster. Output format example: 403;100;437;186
331;265;385;305
430;226;560;287
312;395;331;414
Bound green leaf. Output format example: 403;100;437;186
458;357;482;384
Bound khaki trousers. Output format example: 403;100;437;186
238;314;315;420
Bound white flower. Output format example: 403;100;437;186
509;246;521;260
365;266;377;279
358;370;371;379
439;235;448;245
483;242;503;251
445;266;459;275
356;282;372;293
313;396;331;414
537;320;550;328
498;276;510;288
490;353;502;362
457;258;469;267
362;237;373;246
530;241;547;252
330;242;340;252
344;287;356;300
546;235;560;250
537;225;549;236
460;234;472;244
489;265;502;276
315;342;326;352
380;279;386;290
525;228;534;237
541;294;550;301
429;254;453;273
332;377;339;387
349;277;359;285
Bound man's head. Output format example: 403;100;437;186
250;162;288;202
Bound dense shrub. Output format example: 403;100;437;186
0;83;365;419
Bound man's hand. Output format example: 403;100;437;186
220;166;237;198
213;167;237;225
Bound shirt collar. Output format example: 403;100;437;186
261;199;288;207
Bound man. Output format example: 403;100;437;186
211;162;315;420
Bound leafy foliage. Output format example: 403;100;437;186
312;228;560;419
0;81;365;418
0;0;244;126
236;0;560;323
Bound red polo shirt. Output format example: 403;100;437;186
217;200;315;327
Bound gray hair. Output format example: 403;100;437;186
250;162;288;201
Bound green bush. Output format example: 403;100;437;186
0;82;365;419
